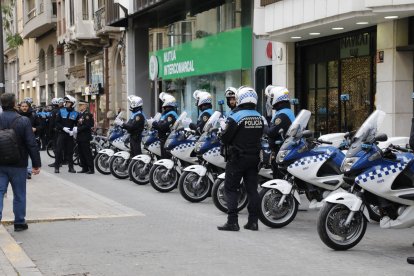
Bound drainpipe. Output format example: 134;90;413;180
104;46;109;130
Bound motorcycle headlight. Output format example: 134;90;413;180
276;150;290;164
341;157;359;173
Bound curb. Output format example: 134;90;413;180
0;225;43;276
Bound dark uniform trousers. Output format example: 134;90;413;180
78;141;94;171
130;135;142;157
56;132;74;167
225;156;260;224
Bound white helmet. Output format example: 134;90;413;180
264;85;276;97
193;90;212;107
159;93;177;108
225;87;237;98
268;86;290;106
128;95;143;109
51;98;59;105
57;98;65;104
64;95;77;107
235;86;258;106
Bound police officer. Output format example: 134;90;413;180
225;87;237;114
265;86;295;178
218;87;264;231
190;90;213;134
152;92;178;158
48;98;63;167
54;95;78;173
74;100;95;174
37;106;50;150
118;96;146;158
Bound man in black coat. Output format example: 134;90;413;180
74;100;95;174
0;93;41;232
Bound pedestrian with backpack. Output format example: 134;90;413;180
0;93;41;232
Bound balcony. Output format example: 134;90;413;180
94;5;120;36
133;0;166;13
22;0;57;39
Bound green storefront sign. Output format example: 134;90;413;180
149;27;252;80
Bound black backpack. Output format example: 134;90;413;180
0;115;22;165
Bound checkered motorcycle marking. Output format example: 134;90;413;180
288;154;330;169
204;147;221;156
355;162;407;184
172;142;196;151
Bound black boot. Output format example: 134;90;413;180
407;257;414;264
54;167;59;173
68;166;76;173
217;222;240;231
48;162;55;167
244;222;259;231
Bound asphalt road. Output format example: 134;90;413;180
6;153;414;276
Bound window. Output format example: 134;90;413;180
82;0;89;20
47;45;55;69
38;49;45;72
156;33;163;51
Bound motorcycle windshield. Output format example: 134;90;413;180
203;111;221;133
172;111;188;131
153;112;161;121
346;110;386;157
279;110;310;152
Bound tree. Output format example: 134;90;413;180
2;0;23;49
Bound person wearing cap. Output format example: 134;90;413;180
74;100;94;174
54;95;78;173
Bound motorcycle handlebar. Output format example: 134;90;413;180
316;139;333;145
390;144;412;153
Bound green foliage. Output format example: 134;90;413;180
2;0;23;49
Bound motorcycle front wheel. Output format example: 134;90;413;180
109;156;130;179
149;164;178;193
211;179;248;213
94;153;112;175
178;171;211;203
128;159;151;185
259;188;298;228
317;202;367;251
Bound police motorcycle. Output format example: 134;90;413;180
178;111;225;202
258;110;357;228
128;113;162;185
149;112;198;193
317;110;414;251
94;112;130;175
211;135;273;213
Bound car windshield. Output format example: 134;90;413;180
203;111;221;133
346;110;386;157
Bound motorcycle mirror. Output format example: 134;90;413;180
375;133;388;142
302;130;313;138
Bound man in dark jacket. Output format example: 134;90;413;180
152;93;178;158
190;90;214;135
218;87;264;232
0;93;41;232
118;96;146;157
74;100;95;174
19;100;42;179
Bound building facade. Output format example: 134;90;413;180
254;0;414;136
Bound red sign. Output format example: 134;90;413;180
266;42;272;60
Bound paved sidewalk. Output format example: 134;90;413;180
0;169;145;275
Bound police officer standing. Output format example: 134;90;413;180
117;96;146;157
190;90;214;134
265;86;295;178
218;87;264;231
54;95;78;174
48;98;64;167
74;100;95;174
152;93;178;158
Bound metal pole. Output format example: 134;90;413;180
0;0;5;94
